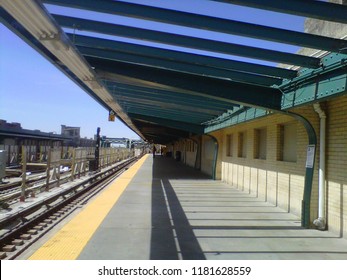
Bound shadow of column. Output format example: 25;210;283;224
150;157;206;259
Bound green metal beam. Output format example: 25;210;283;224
69;35;296;80
136;123;190;138
49;3;347;51
77;45;281;86
132;121;190;143
106;82;235;111
73;37;295;80
62;21;320;68
120;102;216;121
140;133;186;144
129;113;205;134
139;129;187;140
88;57;283;110
210;0;347;24
75;37;297;79
110;88;232;113
113;93;226;116
122;105;212;124
102;73;243;107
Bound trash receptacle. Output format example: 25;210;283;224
175;151;181;161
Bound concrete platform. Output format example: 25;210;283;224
29;155;347;260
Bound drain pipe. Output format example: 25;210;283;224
313;103;326;230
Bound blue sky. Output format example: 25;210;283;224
0;0;305;139
0;24;140;139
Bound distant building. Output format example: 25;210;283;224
61;125;80;146
0;120;69;165
0;119;67;146
61;125;95;147
0;120;22;130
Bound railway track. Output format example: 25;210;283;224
0;171;72;208
0;156;139;259
0;173;71;208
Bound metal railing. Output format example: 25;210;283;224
0;145;140;207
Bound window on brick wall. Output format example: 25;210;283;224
277;123;297;162
238;131;247;158
254;128;267;160
226;134;233;157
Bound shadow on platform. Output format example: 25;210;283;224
149;156;347;260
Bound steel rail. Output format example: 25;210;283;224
0;156;139;259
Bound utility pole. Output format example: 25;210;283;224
95;127;100;171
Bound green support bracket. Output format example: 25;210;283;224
206;134;219;180
282;112;316;228
281;53;347;109
204;107;269;133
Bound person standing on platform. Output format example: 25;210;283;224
153;145;156;158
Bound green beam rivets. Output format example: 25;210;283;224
281;53;347;109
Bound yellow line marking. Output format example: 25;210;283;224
29;155;149;260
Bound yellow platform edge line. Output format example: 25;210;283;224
29;154;149;260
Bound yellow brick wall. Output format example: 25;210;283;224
185;151;197;168
174;95;346;237
206;95;347;237
325;96;347;236
211;110;316;217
